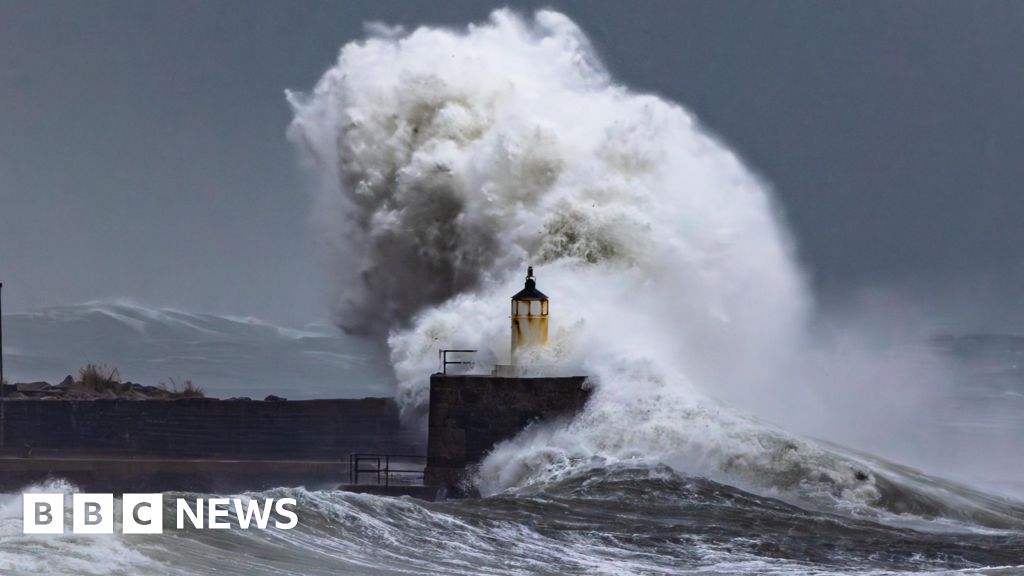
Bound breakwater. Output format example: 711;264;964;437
0;397;422;492
425;374;591;492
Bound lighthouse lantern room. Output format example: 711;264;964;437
510;266;549;361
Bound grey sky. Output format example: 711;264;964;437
2;1;1022;329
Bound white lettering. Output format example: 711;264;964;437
176;498;204;529
273;498;298;529
233;497;274;529
207;498;231;529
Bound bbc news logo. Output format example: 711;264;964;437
23;494;298;534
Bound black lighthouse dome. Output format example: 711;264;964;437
512;266;548;301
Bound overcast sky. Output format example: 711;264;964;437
1;1;1022;330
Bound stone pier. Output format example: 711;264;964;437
0;397;423;492
424;374;591;493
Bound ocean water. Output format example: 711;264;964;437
1;458;1022;575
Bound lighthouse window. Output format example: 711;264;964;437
530;301;541;315
516;301;529;315
542;301;548;315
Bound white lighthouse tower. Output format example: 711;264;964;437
510;266;549;363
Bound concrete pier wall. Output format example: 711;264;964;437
0;398;421;459
424;374;590;492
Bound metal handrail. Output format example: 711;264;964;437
349;453;427;486
439;349;477;375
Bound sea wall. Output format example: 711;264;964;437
0;398;421;459
0;457;349;493
424;374;591;492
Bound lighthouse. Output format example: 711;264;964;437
510;266;549;362
425;264;589;495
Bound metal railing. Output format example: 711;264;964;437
348;453;426;486
439;349;477;375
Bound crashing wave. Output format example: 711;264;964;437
288;8;1024;527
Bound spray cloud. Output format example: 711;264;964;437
286;10;1006;519
289;7;806;405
